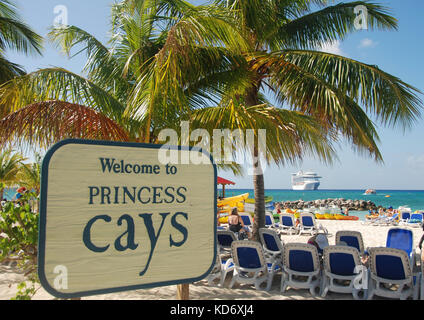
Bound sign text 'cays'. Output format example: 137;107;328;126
83;212;188;277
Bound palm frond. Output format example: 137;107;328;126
0;148;26;184
0;100;130;149
274;1;397;50
0;15;43;55
276;50;423;129
255;51;388;161
191;100;336;167
48;25;131;102
0;67;128;125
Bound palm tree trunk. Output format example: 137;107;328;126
245;84;266;242
252;145;265;242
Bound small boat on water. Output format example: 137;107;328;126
364;189;377;195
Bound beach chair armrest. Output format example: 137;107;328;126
223;258;234;269
370;273;413;286
283;266;320;278
237;266;267;274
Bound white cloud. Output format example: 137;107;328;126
318;40;344;55
407;155;424;170
359;38;378;48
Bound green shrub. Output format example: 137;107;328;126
0;192;39;299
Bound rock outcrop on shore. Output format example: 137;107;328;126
277;198;381;211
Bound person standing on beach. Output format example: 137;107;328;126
417;224;424;268
343;207;349;216
275;203;282;214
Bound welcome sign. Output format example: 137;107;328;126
38;139;217;298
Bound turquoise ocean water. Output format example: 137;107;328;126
3;188;22;200
221;189;424;221
5;188;424;221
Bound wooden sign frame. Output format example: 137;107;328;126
38;139;217;299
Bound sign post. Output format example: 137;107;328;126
38;139;217;299
177;284;190;300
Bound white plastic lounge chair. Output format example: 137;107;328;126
368;247;418;300
321;245;368;300
368;213;398;226
217;230;238;254
278;213;298;235
206;253;235;287
281;243;322;296
385;213;400;226
259;228;284;272
363;214;384;226
298;213;327;236
229;241;275;291
335;231;365;255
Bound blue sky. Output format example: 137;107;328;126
8;0;424;190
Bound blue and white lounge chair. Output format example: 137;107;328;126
368;247;418;300
265;212;279;228
298;213;318;236
336;230;365;255
239;213;254;233
259;228;284;272
321;245;368;300
407;213;423;228
229;241;275;291
217;230;237;254
206;253;235;287
299;213;327;236
278;213;298;235
386;227;415;260
399;211;411;225
281;243;322;296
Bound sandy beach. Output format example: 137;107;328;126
1;220;422;300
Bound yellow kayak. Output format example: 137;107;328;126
245;196;273;204
218;193;249;207
219;216;229;224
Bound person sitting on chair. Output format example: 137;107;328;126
228;207;251;239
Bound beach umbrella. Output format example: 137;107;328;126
217;177;235;198
17;187;27;193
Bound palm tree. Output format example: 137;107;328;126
190;0;423;239
0;0;422;243
0;148;26;206
0;1;248;146
18;152;42;195
0;0;334;210
0;0;43;117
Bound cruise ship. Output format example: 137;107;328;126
291;171;322;190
